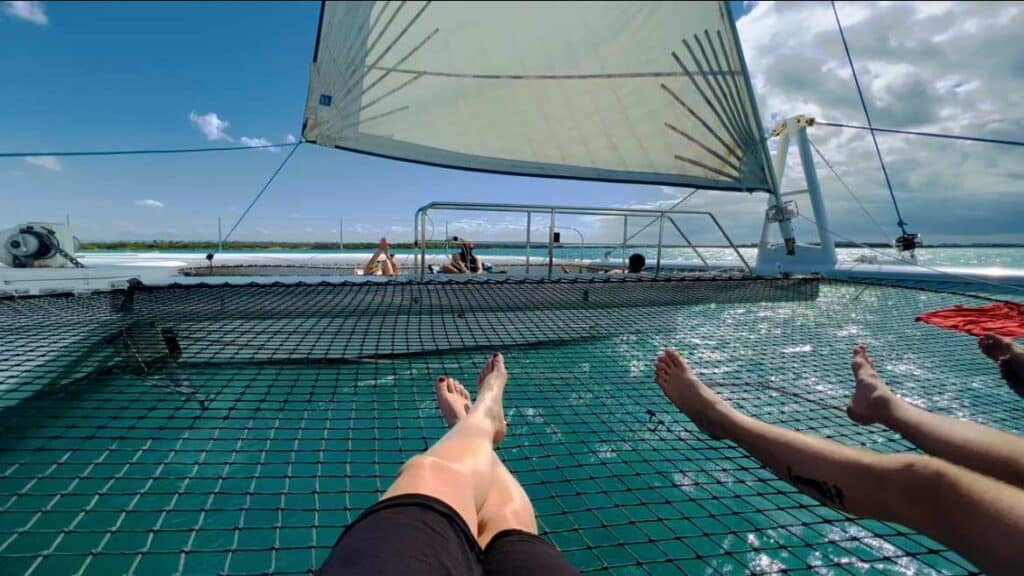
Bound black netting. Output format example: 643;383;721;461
1;276;1019;574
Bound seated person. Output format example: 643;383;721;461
627;253;645;273
442;237;483;274
607;253;646;275
357;237;399;276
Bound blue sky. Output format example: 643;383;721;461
2;1;1021;245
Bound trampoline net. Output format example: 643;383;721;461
1;276;1020;575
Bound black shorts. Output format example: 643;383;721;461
316;494;579;576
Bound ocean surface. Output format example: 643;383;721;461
83;246;1024;269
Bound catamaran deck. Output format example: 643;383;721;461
1;276;1020;574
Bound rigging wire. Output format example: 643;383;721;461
815;121;1024;148
807;137;890;242
0;142;296;158
219;142;303;250
831;1;909;236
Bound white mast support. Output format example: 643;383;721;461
754;115;837;275
759;126;792;246
793;117;836;265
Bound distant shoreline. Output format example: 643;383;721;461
78;241;1024;251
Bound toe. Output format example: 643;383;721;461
492;352;505;370
665;348;684;368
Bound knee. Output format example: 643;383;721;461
879;453;954;519
399;455;469;484
479;499;538;542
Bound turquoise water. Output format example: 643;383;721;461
1;279;1020;574
84;247;1024;269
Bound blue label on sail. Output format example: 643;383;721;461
319;94;332;107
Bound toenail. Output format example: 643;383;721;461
438;376;446;382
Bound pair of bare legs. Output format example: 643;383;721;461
655;345;1024;574
442;254;482;274
381;353;538;549
364;237;400;276
978;332;1024;395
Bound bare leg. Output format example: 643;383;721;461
476;457;538;548
448;253;469;273
654;348;1024;575
428;374;538;549
382;354;508;534
847;345;1024;487
387;256;400;275
380;258;396;276
978;333;1024;395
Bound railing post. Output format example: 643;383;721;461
525;212;531;274
656;214;665;276
547;209;555;278
419;210;427;280
621;215;628;270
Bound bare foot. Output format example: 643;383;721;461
978;333;1024;394
469;352;508;444
654;348;727;439
435;376;472;428
978;332;1015;362
846;345;896;425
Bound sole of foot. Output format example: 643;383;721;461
654;348;725;439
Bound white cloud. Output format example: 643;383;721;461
674;1;1024;245
3;1;48;25
239;136;272;148
135;199;165;209
25;155;63;172
187;110;280;151
285;133;298;143
188;111;232;142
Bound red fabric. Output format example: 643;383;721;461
916;302;1024;337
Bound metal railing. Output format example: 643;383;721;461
413;201;749;279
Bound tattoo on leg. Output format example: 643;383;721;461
787;466;846;509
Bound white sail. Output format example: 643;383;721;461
303;1;773;192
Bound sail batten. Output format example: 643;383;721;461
304;1;772;192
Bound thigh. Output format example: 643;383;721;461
482;529;579;576
317;494;484;576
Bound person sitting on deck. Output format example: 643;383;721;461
316;352;579;576
607;252;646;275
627;253;646;273
442;236;484;274
653;345;1024;575
358;237;400;276
978;332;1024;396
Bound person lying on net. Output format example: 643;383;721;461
316;352;579;576
653;345;1024;575
442;236;485;274
978;332;1024;396
357;237;400;276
